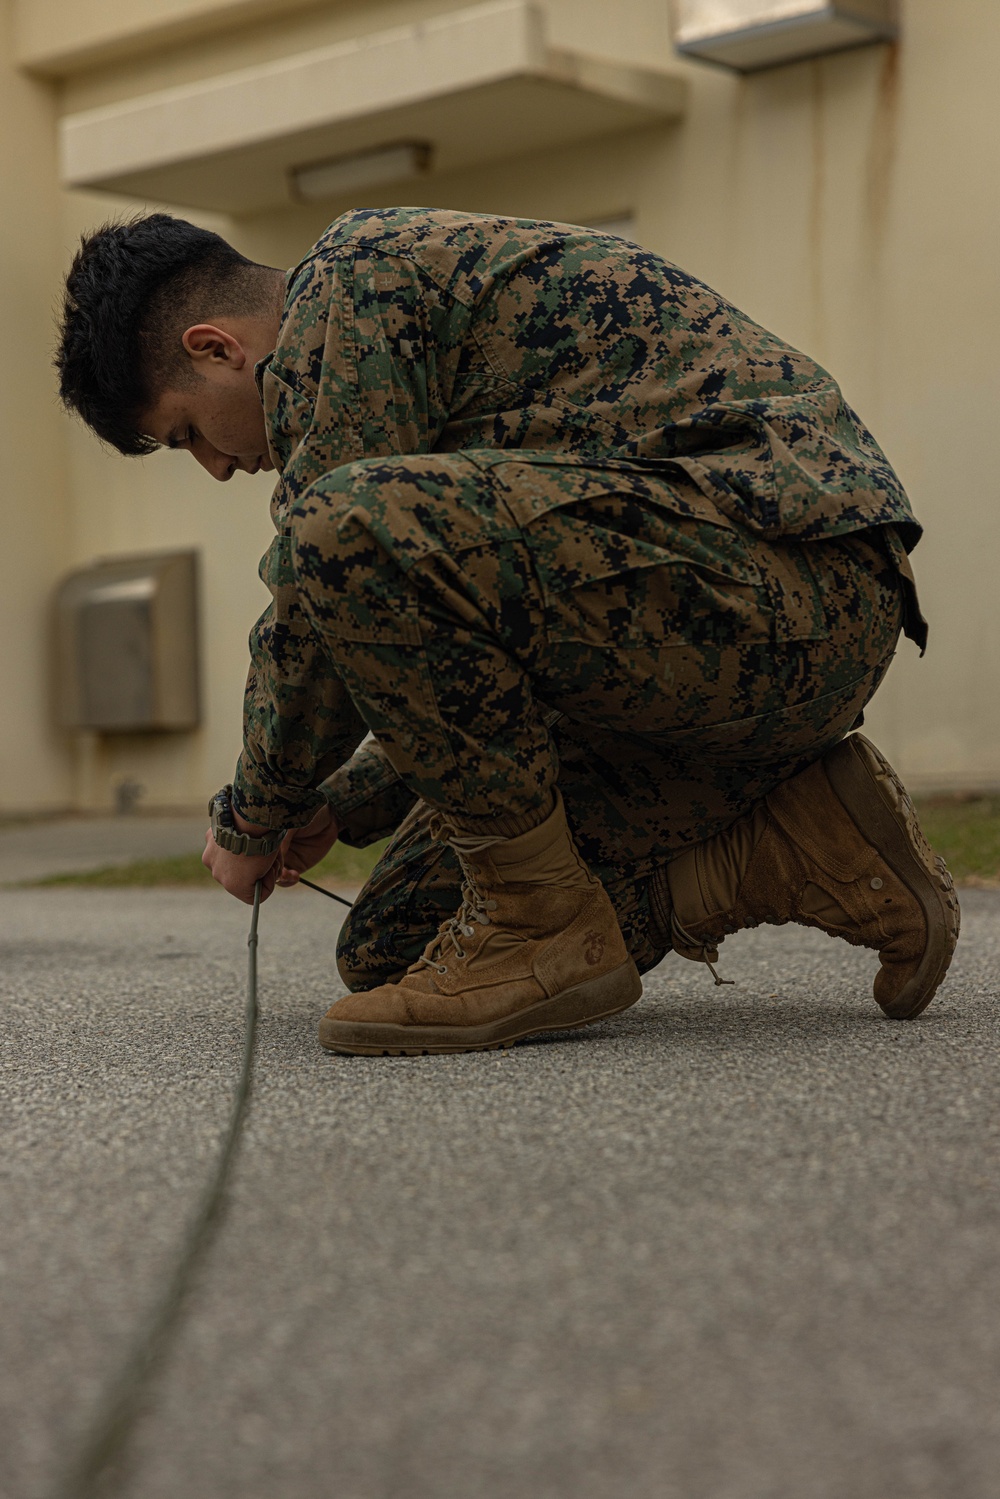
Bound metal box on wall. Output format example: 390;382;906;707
674;2;898;72
55;551;200;732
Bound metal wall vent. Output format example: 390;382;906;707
55;551;200;733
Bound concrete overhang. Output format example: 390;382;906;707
17;0;328;78
674;1;897;72
59;0;687;215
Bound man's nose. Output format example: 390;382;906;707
194;443;236;482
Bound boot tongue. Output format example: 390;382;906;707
698;804;769;917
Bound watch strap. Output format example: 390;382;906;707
209;786;285;857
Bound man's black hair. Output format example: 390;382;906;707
56;213;279;456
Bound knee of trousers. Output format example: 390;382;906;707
289;461;373;582
335;892;423;993
290;452;491;584
335;946;387;994
334;904;395;993
335;935;413;995
289;469;417;646
290;456;460;623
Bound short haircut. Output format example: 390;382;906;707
56;212;279;456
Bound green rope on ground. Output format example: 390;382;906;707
52;880;265;1498
296;874;354;908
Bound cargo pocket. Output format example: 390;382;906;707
485;455;769;649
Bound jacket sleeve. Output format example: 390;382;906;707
231;533;371;828
231;230;476;828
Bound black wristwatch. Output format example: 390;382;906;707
208;785;285;857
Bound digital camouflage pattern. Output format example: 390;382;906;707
232;207;922;827
226;208;924;983
301;502;903;987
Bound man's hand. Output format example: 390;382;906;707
276;802;341;886
202;800;342;903
202;821;281;904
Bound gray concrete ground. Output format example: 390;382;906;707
2;875;999;1499
0;815;208;884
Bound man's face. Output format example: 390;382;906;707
140;322;276;482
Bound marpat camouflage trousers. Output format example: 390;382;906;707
290;450;905;988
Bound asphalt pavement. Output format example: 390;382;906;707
2;877;999;1499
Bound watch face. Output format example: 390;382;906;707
212;787;236;830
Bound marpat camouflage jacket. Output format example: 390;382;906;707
231;207;921;830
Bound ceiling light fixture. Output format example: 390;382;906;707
290;141;433;202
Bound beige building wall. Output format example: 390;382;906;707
3;0;998;813
0;0;73;816
57;191;275;813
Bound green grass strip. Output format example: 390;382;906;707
32;853;213;888
911;796;1000;886
18;798;1000;890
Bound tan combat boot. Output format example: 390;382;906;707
662;734;960;1019
319;790;642;1055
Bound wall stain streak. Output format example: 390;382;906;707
865;40;902;263
861;41;902;408
727;71;748;217
809;58;828;352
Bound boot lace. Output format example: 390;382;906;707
670;912;735;988
415;822;501;975
417;878;498;973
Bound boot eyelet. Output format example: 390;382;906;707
870;877;884;890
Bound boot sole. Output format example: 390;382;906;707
824;734;961;1020
318;959;643;1056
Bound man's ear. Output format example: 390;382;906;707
181;324;247;371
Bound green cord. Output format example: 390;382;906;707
51;871;355;1496
296;874;354;908
53;880;264;1498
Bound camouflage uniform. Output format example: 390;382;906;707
230;208;925;987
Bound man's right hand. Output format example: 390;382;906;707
202;830;281;904
276;802;341;886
